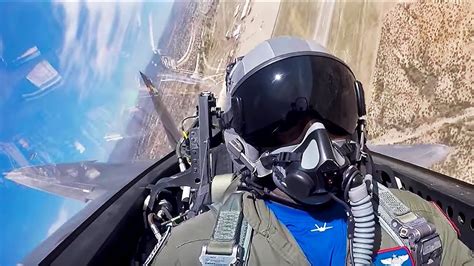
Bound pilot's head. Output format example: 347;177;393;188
220;36;367;206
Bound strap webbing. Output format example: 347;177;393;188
201;192;253;265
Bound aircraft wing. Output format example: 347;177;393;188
139;71;181;146
367;144;450;168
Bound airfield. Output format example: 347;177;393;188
133;0;472;184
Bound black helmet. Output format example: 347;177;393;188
221;36;362;149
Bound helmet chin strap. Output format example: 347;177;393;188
238;171;342;211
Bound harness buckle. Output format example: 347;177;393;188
414;234;443;265
392;217;436;247
199;245;240;266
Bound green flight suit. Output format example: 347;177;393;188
152;190;473;265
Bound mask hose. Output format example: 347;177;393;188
348;180;375;265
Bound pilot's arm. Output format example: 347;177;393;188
394;190;474;265
430;206;474;265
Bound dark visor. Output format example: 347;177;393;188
228;54;358;148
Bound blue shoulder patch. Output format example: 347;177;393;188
374;246;414;266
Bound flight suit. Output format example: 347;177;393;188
152;190;473;265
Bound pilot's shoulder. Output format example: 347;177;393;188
389;189;446;224
389;189;431;211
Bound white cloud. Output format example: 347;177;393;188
47;204;70;237
53;1;143;99
46;200;85;237
74;140;86;154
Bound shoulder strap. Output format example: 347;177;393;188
200;192;253;266
375;183;443;265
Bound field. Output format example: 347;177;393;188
367;2;473;184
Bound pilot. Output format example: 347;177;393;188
152;37;473;265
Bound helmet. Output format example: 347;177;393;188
222;36;361;149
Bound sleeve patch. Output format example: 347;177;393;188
374;246;414;266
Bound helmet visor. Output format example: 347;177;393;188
230;54;358;148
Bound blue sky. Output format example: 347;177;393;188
0;2;173;265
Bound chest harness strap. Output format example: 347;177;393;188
376;184;443;265
200;192;253;266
